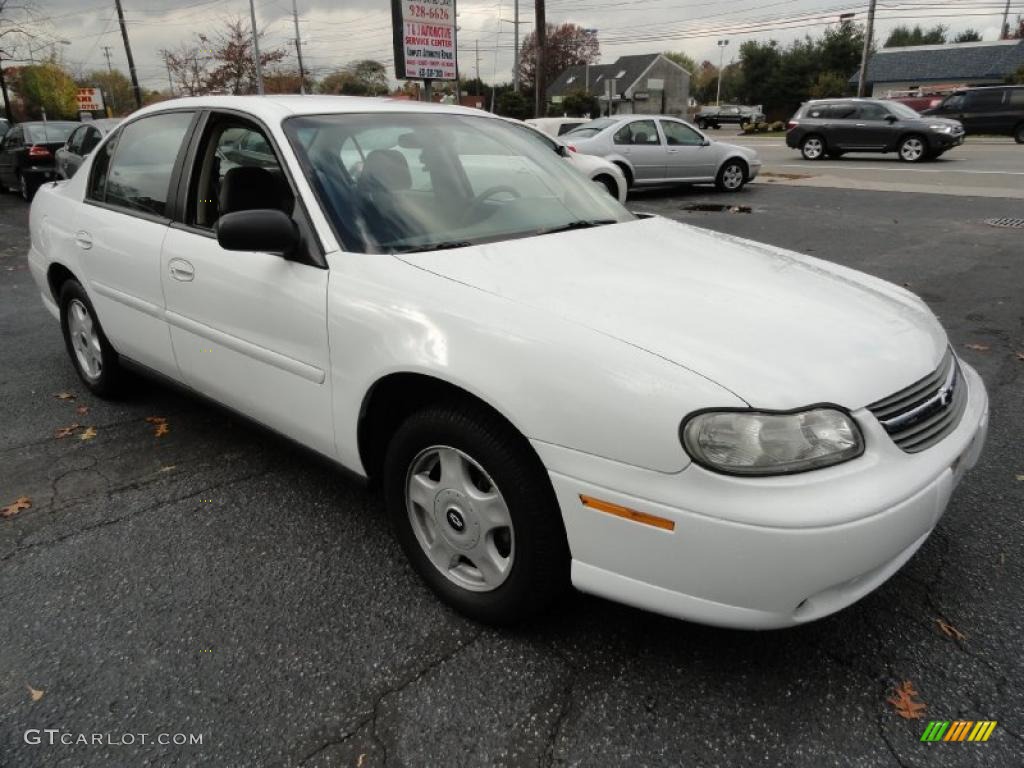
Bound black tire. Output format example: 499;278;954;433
18;172;38;202
698;119;710;130
593;174;618;200
898;134;927;163
383;403;570;625
1014;123;1024;145
59;280;125;397
715;158;747;193
613;161;633;190
712;124;721;130
800;134;826;161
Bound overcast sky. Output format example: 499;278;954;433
7;0;1021;90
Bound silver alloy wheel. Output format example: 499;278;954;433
19;174;28;200
68;299;102;380
802;137;823;159
721;163;744;190
900;137;924;162
405;445;514;592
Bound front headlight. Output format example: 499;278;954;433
928;124;953;134
681;408;864;476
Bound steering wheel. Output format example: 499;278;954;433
460;185;521;225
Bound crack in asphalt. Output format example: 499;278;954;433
298;629;485;766
0;468;274;564
542;648;581;768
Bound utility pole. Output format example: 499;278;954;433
475;39;480;96
114;0;142;108
0;54;12;123
249;0;264;94
513;0;520;92
857;0;877;97
534;0;545;117
715;39;728;106
164;52;174;96
1000;0;1012;39
291;0;306;94
102;45;114;73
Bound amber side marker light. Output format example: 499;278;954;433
579;495;675;531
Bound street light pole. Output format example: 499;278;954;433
291;0;306;94
249;0;265;94
715;39;728;106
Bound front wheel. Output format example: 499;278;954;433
898;135;927;163
715;159;747;192
383;404;570;625
59;280;125;397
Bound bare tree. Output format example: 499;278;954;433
161;42;208;96
202;17;285;95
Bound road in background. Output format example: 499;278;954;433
2;184;1022;766
722;134;1024;198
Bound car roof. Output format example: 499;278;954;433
16;120;80;126
128;95;497;125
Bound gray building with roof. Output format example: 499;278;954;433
852;39;1024;95
546;53;691;116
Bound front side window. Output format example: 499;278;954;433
661;121;704;146
857;103;890;121
100;112;194;217
941;94;965;111
965;89;1005;110
285;112;632;254
191;119;293;229
613;120;659;145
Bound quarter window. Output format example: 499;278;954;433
856;103;890;120
1009;89;1024;107
97;112;194;217
613;120;660;145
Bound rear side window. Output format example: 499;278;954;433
95;112;193;217
827;103;858;120
613;120;660;145
1008;89;1024;107
803;104;830;119
556;122;583;135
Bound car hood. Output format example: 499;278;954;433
395;216;946;409
912;115;961;128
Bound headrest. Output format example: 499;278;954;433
358;149;412;193
219;166;287;214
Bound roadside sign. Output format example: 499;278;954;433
76;88;105;112
392;0;458;81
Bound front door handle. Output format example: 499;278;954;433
168;258;195;282
74;230;92;250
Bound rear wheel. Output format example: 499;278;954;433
18;172;38;202
593;174;619;200
898;135;927;163
698;119;710;130
383;404;570;625
801;135;825;160
59;280;125;397
715;159;747;193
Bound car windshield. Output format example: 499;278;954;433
887;102;920;119
563;118;617;138
25;123;77;143
285;112;632;254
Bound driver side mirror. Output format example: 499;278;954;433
884;115;898;123
555;143;569;157
216;209;299;257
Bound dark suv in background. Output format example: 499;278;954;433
786;98;964;162
922;86;1024;143
696;104;765;130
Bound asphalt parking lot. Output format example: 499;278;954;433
2;177;1023;767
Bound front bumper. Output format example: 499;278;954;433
535;362;989;629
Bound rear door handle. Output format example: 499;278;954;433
168;258;195;282
74;230;92;250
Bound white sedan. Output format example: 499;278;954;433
28;96;988;629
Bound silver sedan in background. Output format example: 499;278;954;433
563;115;761;193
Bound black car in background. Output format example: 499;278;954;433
786;98;964;162
55;118;122;179
696;104;765;130
922;85;1024;143
0;121;78;200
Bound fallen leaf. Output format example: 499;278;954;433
54;423;81;439
887;681;926;720
147;416;170;437
963;343;990;352
1016;351;1024;362
26;684;44;702
78;426;97;442
54;392;75;401
357;754;365;768
1016;474;1024;482
1;496;32;519
936;618;967;642
76;405;90;416
158;465;177;473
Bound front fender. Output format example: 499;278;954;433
326;253;744;475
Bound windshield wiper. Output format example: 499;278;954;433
535;219;618;236
389;241;474;254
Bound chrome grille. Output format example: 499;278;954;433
868;349;967;453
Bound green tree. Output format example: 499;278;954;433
319;59;389;96
560;90;599;117
1008;65;1024;85
662;50;696;74
80;69;133;116
953;29;982;43
808;71;849;99
201;17;286;94
496;90;531;120
884;24;947;47
17;59;77;119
